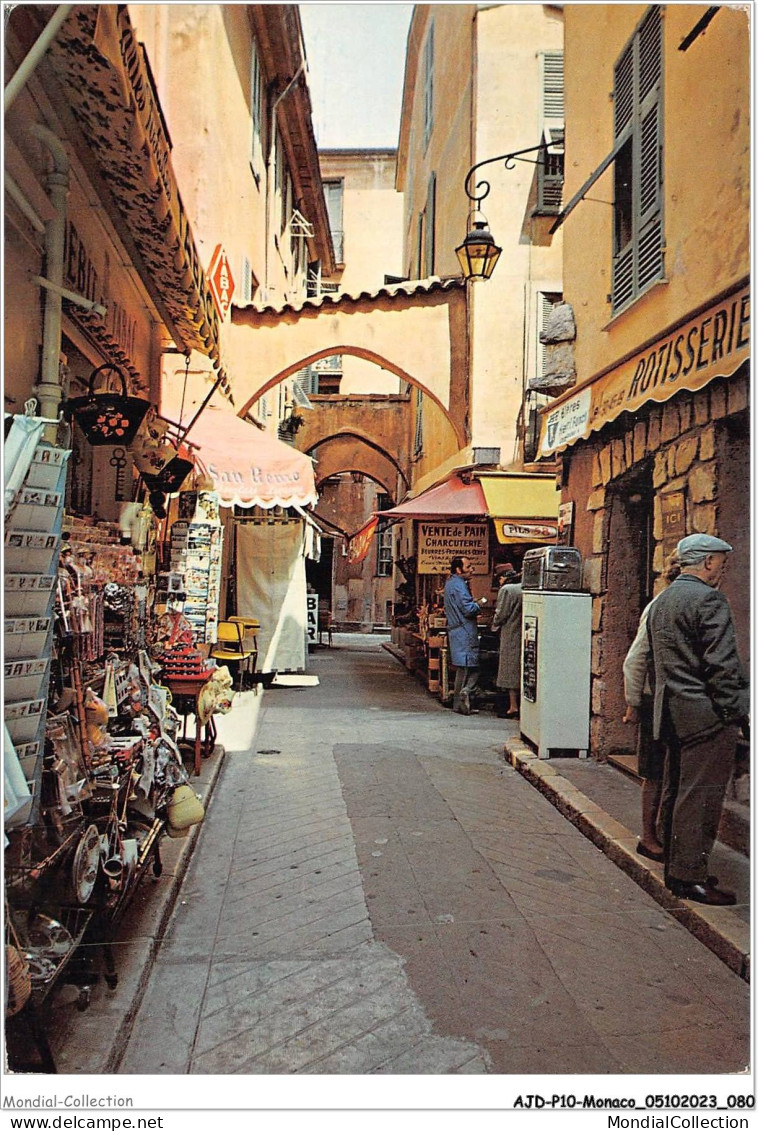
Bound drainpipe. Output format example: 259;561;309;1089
264;62;305;300
29;123;69;433
4;5;74;111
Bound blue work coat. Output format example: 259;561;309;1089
443;574;481;667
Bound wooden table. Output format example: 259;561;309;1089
163;672;216;776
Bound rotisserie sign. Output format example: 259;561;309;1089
417;522;488;575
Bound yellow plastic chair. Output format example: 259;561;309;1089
211;621;257;689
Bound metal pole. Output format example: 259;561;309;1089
4;5;74;112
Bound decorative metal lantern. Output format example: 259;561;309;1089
65;364;150;446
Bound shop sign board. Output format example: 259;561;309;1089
496;521;559;545
661;491;686;558
417;521;488;575
539;281;750;456
557;502;575;546
207;245;235;320
306;594;318;644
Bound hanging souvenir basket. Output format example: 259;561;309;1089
142;454;195;496
65;364;150;446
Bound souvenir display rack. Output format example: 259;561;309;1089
168;491;223;644
4;510;215;1072
5;442;70;830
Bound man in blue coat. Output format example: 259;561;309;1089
648;533;749;905
444;556;486;715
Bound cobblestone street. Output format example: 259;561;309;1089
117;636;750;1077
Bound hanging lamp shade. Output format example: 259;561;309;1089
455;215;502;280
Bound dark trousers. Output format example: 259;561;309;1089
661;724;738;884
453;665;479;710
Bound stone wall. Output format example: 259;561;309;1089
575;369;749;757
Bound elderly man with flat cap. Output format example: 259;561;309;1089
647;533;749;905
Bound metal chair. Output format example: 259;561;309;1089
228;616;259;687
210;621;257;689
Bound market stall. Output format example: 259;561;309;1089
380;470;560;705
3;409;233;1071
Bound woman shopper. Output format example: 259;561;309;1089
491;565;523;720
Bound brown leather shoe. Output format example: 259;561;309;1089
667;879;736;906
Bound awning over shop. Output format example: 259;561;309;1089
381;476;487;519
182;407;318;510
539;280;750;457
477;473;560;544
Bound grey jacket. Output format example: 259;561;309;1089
647;573;749;743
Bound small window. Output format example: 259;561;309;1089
538;291;563;376
323;180;344;263
376;494;393;577
537;139;564;215
250;38;265;183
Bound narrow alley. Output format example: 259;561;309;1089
109;636;749;1077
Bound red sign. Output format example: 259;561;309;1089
207;245;235;320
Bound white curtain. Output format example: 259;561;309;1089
235;521;308;672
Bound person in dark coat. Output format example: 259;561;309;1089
647;533;749;905
622;553;681;862
491;566;522;718
443;556;486;715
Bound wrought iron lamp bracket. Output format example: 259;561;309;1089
464;142;551;206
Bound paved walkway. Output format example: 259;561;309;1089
118;635;749;1076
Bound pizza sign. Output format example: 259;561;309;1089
207;245;235;320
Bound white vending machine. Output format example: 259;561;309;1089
519;548;592;759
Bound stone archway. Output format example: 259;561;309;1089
310;433;406;499
227;279;469;448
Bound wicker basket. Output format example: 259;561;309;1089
5;945;32;1016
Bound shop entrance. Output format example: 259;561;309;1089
603;461;654;760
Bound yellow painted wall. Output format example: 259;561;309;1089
319;150;404;394
563;3;750;382
398;3;564;477
470;4;564;456
133;3;310;414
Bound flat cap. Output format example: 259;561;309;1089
676;533;733;564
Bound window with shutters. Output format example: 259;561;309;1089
538;291;563;376
323;180;344;263
422;173;436;276
375;494;393;577
249;38;265;184
543;52;564;120
612;6;664;314
423;22;434;150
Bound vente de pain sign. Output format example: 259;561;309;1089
540;282;750;455
417;522;488;575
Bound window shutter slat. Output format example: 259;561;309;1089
614;44;634;137
639;105;660;217
637;219;664;290
612;244;635;309
543;52;564;119
639;7;662;101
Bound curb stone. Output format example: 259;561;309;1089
503;736;750;982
